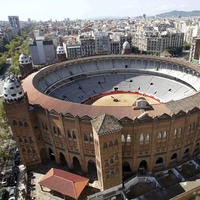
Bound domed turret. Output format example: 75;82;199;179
56;45;67;62
19;53;33;78
123;41;130;50
19;53;31;65
3;76;24;102
122;41;131;55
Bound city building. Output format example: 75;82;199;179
29;39;56;65
189;37;200;64
132;30;184;54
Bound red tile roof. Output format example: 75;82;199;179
38;168;89;199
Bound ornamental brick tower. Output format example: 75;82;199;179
19;53;33;78
121;41;131;55
91;114;123;191
56;45;67;62
3;76;44;169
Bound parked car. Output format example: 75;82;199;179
0;188;8;200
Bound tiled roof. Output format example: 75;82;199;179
38;168;89;199
91;114;123;136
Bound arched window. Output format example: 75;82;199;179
115;167;119;174
109;141;113;147
24;122;28;127
105;162;109;168
179;127;182;135
24;138;28;143
89;133;93;143
19;138;23;143
145;134;150;142
110;158;114;164
163;131;167;139
13;120;17;126
157;132;162;140
84;133;88;142
121;134;125;143
139;134;144;143
127;135;131;143
115;155;119;160
29;138;33;144
174;129;177;137
22;148;26;153
67;130;71;139
114;139;118;145
110;171;114;177
72;131;76;140
103;142;107;149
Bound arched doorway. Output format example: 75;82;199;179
155;157;164;171
88;160;97;181
138;160;148;174
49;148;55;161
122;161;131;172
59;152;68;170
122;161;132;181
155;157;163;164
170;153;177;163
73;157;82;175
40;148;47;163
183;148;189;159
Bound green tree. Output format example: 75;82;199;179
183;41;191;51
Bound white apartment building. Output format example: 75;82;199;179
92;31;110;55
132;30;184;54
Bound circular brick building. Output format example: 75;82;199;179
3;54;200;191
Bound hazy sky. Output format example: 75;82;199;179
1;0;200;21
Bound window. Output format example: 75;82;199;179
109;141;113;147
110;158;114;164
24;122;28;127
103;142;107;149
13;120;17;126
106;174;109;179
114;139;118;145
145;134;150;142
121;134;125;143
127;135;131;143
105;162;109;168
140;134;144;143
72;131;76;140
89;133;93;143
67;130;71;139
157;132;162;140
84;133;88;142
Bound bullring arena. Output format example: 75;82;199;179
4;54;200;195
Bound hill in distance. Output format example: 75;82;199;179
157;10;200;18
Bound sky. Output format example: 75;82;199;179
1;0;200;21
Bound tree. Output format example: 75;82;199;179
7;65;20;76
183;41;191;51
0;99;9;136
